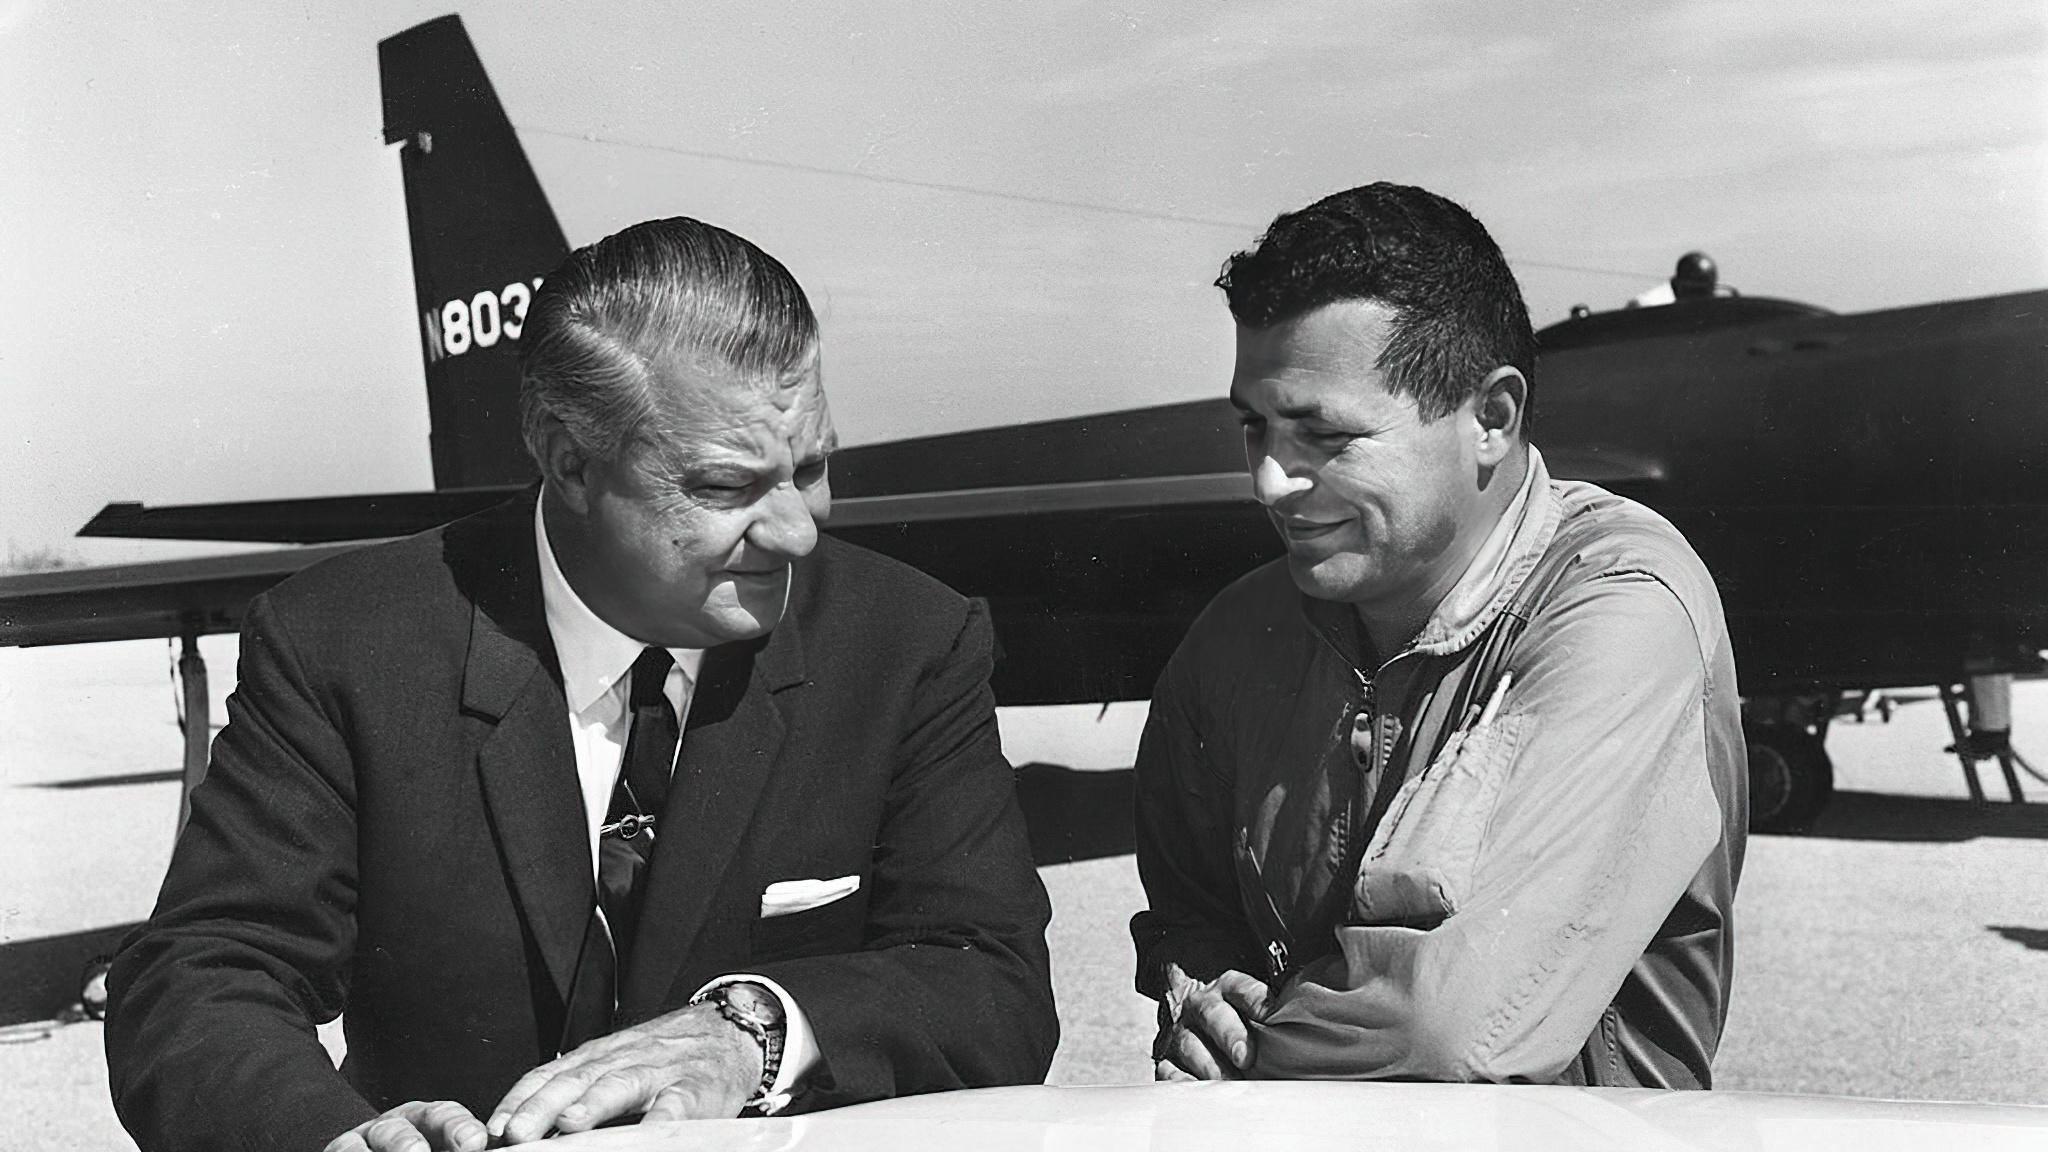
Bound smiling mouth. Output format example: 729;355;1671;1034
1282;519;1348;542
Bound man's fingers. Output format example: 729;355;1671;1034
488;1062;568;1139
1154;1058;1198;1082
410;1101;488;1152
1166;1022;1234;1081
1216;970;1273;1025
1156;964;1264;1076
553;1066;657;1134
1189;987;1253;1069
362;1116;431;1152
328;1102;486;1152
499;1065;603;1144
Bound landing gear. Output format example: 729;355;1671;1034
1938;677;2047;805
174;619;211;838
80;956;112;1021
1744;721;1834;833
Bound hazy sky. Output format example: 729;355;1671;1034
4;0;2044;565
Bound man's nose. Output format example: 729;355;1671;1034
1252;455;1314;507
749;479;820;558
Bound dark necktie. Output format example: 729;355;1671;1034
562;646;679;1051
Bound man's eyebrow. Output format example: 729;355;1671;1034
1229;390;1324;421
678;465;761;486
666;449;765;480
1235;396;1324;421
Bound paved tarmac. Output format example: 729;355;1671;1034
4;642;2047;1150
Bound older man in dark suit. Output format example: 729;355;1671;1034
104;218;1058;1152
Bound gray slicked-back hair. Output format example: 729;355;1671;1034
518;217;820;467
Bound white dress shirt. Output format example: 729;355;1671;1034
534;500;818;1112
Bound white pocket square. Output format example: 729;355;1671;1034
760;875;861;918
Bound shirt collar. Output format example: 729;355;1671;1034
535;497;705;715
1404;444;1561;656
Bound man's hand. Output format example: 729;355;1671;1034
324;1101;487;1152
1152;963;1272;1082
487;1002;763;1143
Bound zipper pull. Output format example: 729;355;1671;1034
1350;667;1375;767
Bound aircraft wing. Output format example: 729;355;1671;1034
77;486;527;545
0;544;371;647
544;1081;2048;1151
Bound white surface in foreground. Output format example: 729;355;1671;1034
544;1081;2048;1152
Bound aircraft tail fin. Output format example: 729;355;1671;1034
380;14;568;489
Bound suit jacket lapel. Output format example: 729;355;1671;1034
454;495;591;1003
619;608;809;1017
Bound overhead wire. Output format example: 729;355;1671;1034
517;125;1255;232
519;125;1653;282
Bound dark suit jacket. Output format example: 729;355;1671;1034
104;494;1058;1152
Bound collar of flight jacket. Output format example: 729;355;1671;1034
1300;445;1565;670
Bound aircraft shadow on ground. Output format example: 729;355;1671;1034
1988;926;2048;952
28;769;184;790
1785;790;2048;843
1015;763;1136;866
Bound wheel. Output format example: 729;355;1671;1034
1745;722;1833;833
79;955;113;1020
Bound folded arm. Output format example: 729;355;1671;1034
1253;574;1723;1082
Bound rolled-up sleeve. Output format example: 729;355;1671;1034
1253;572;1723;1082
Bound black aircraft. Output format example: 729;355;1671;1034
7;15;2048;840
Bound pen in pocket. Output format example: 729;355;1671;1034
1475;670;1514;729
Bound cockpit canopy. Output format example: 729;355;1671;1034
1536;295;1834;354
1538;254;1831;355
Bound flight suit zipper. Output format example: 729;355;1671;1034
1237;617;1419;983
1281;625;1412;970
1336;656;1402;887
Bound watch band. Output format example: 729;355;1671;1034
695;983;785;1109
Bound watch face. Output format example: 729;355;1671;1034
723;982;785;1028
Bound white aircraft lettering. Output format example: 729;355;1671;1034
425;277;545;361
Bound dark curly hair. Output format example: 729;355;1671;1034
1218;183;1536;425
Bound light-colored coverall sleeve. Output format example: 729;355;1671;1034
1251;572;1723;1082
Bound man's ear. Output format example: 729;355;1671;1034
536;417;599;516
1474;366;1527;468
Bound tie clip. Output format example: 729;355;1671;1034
601;814;657;839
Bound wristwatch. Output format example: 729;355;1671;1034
696;981;786;1111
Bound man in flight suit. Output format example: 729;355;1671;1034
1134;183;1747;1088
